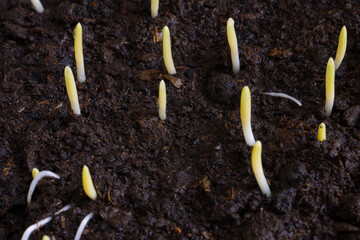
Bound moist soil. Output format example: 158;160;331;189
0;0;360;239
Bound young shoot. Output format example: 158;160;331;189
318;123;326;142
162;26;176;75
32;168;39;178
151;0;159;18
240;86;255;146
42;235;51;240
159;80;167;120
334;26;347;70
227;18;240;74
251;141;271;197
64;66;81;115
74;23;86;82
27;170;60;203
21;216;52;240
74;212;94;240
82;165;97;201
263;92;302;107
325;58;335;116
31;0;44;13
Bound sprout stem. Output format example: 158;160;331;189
74;212;94;240
21;216;52;240
31;0;44;13
263;92;302;107
227;18;240;74
27;171;60;203
151;0;159;18
159;80;167;120
82;165;97;201
334;26;347;70
251;141;271;197
317;123;326;142
162;26;176;75
240;86;255;146
74;23;86;82
64;66;81;115
325;58;335;116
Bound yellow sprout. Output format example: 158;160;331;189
159;80;167;120
42;235;51;240
251;141;271;197
325;58;335;117
240;86;255;146
318;123;326;142
64;66;81;115
74;23;86;83
162;26;176;75
151;0;159;18
31;0;44;13
227;18;240;74
334;26;347;70
82;165;97;201
32;168;39;178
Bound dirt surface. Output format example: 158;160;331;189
0;0;360;239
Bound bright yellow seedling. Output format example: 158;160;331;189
240;86;255;146
159;80;167;120
82;165;97;201
227;18;240;74
318;123;326;142
251;141;271;197
151;0;159;18
42;235;51;240
64;66;81;115
325;58;335;117
32;168;39;178
74;23;86;83
334;26;347;70
162;26;176;75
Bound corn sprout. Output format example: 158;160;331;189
226;18;240;74
251;141;271;197
240;86;255;146
27;170;60;203
334;26;347;70
162;26;176;75
325;58;335;116
82;165;97;201
73;23;86;82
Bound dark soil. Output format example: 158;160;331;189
1;0;360;239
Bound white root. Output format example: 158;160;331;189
74;212;94;240
263;92;302;107
55;204;72;215
21;217;52;240
27;170;60;203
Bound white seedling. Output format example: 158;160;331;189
251;141;271;197
334;26;347;70
263;92;302;107
325;58;335;116
159;80;166;120
82;165;97;201
21;216;52;240
27;170;60;203
55;204;72;215
64;66;81;115
31;0;44;13
227;18;240;74
162;26;176;75
240;86;255;146
74;212;94;240
73;23;86;82
318;123;326;142
151;0;159;18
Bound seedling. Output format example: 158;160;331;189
64;66;81;115
42;235;50;240
227;18;240;74
31;0;44;13
159;80;166;120
151;0;159;18
32;168;39;178
334;26;347;70
263;92;302;107
251;141;271;197
240;86;256;146
27;170;60;203
162;26;176;75
82;165;97;201
325;58;335;116
74;212;94;240
318;123;326;141
21;216;52;240
74;23;86;82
